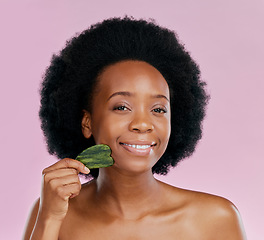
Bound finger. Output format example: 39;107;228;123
43;158;90;175
48;174;81;190
43;168;79;182
56;183;82;201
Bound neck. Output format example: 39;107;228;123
94;167;163;220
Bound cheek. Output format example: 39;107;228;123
165;113;171;140
91;114;120;144
156;122;171;160
166;122;171;141
157;116;171;139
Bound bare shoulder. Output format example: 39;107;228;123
160;181;247;239
22;198;40;240
191;190;247;239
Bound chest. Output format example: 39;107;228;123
59;215;185;240
58;200;211;240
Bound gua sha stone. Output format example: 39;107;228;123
76;144;114;169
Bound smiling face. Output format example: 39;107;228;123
82;60;171;175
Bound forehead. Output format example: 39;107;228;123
96;60;169;97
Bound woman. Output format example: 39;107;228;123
23;17;247;239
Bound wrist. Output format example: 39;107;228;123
29;211;63;240
38;209;65;223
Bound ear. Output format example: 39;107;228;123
81;110;92;139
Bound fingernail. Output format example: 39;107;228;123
84;166;90;173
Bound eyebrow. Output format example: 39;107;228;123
107;91;133;101
107;91;169;102
152;94;170;102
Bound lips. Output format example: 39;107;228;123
121;143;151;149
119;141;156;156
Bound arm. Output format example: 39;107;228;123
188;192;247;240
23;199;40;240
22;159;90;240
202;197;247;240
23;199;62;240
214;201;247;240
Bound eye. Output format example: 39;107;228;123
152;107;167;114
113;105;130;111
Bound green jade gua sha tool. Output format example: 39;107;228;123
76;144;114;169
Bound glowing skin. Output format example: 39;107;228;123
23;60;247;240
85;60;171;175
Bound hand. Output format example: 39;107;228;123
39;158;90;222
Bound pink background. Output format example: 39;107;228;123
0;0;263;239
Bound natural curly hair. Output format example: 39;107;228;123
39;16;210;178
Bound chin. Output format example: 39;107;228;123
111;158;157;176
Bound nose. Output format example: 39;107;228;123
128;112;154;133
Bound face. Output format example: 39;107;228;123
83;60;171;175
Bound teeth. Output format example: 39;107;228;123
123;143;151;149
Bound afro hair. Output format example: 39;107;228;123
39;16;210;178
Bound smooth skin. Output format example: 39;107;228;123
23;61;247;240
